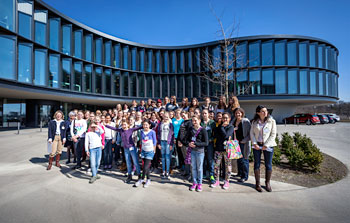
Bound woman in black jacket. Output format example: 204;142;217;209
47;110;66;170
211;112;234;190
184;116;208;192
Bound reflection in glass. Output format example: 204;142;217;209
236;43;247;68
161;75;168;97
146;75;152;97
275;41;286;65
85;34;92;61
177;75;184;98
123;45;129;70
18;43;32;83
300;70;308;94
288;70;298;94
162;51;168;73
18;0;32;39
177;50;184;73
262;69;274;94
169;75;176;96
131;47;136;70
49;54;59;88
155;50;160;73
113;44;120;68
319;72;324;95
310;71;316;95
62;59;71;89
104;69;111;95
105;42;111;66
95;67;102;94
185;50;192;72
154;75;160;97
34;10;47;45
249;42;260;67
0;0;14;31
249;70;261;94
74;62;82;91
49;18;59;51
193;75;200;97
62;24;71;55
275;70;286;94
194;49;200;72
129;73;136;97
34;49;46;86
201;76;208;96
326;73;329;96
212;46;220;70
139;49;144;71
318;45;324;68
84;65;92;92
0;36;15;80
114;70;120;95
95;38;102;64
147;50;152;72
121;72;128;96
287;42;297;65
74;30;82;58
299;42;307;66
309;44;316;67
262;41;273;66
185;75;192;97
138;74;145;97
237;70;248;95
170;51;176;73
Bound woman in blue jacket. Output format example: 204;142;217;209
47;110;66;170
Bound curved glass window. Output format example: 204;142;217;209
49;18;60;51
262;69;274;94
299;70;308;94
288;70;298;94
131;47;136;70
161;75;168;97
309;43;316;67
236;42;246;68
185;49;192;72
85;34;92;62
194;49;200;72
95;67;102;94
74;62;82;91
147;49;152;72
104;69;111;95
0;0;14;31
201;76;208;96
154;75;160;97
0;36;15;80
104;41;111;66
177;75;184;98
275;41;286;65
62;58;71;90
330;48;335;71
34;10;47;46
18;0;32;39
84;65;92;93
139;49;144;71
310;71;316;95
193;75;200;97
49;54;59;88
95;38;102;64
325;47;329;70
155;50;160;73
146;75;152;97
262;41;273;66
138;74;145;97
62;24;71;55
34;49;46;86
299;42;307;66
113;70;120;95
318;72;324;95
74;30;82;59
185;75;192;97
169;74;176;96
287;42;297;66
121;72;128;96
177;50;184;73
113;43;120;68
237;70;248;95
326;73;330;96
275;69;286;94
249;70;261;94
318;45;324;68
249;42;260;67
18;43;32;83
170;51;176;73
162;51;168;73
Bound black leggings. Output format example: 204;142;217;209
142;159;152;180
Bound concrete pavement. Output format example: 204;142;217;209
0;123;349;223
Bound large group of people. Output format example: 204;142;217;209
47;95;277;192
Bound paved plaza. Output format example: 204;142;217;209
0;123;349;223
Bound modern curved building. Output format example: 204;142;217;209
0;0;339;127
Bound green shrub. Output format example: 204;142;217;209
305;146;324;172
293;132;303;145
287;145;306;169
281;132;294;154
272;134;281;165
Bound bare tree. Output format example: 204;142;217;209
199;4;253;102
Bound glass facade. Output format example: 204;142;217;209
105;41;111;66
18;43;32;83
34;49;46;86
49;54;59;88
275;41;286;65
95;67;102;94
18;0;32;39
249;42;260;67
74;30;82;59
300;70;308;94
0;0;14;31
34;10;47;46
262;69;274;94
299;42;308;66
105;69;111;95
62;24;71;55
62;58;71;90
49;18;60;51
287;42;297;66
0;36;15;80
138;74;145;97
249;70;261;94
262;41;273;66
74;62;82;91
275;69;286;94
288;70;298;94
95;38;102;64
85;34;92;61
84;65;92;93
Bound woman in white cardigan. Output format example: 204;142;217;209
250;105;277;192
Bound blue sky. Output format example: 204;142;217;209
43;0;350;101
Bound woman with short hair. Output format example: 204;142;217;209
250;105;277;192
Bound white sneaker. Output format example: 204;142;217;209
144;179;151;188
134;179;143;187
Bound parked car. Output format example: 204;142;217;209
325;114;336;124
327;113;340;122
283;113;320;125
317;114;329;124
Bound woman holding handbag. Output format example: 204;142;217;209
184;116;208;192
250;105;277;192
232;108;251;182
211;112;234;190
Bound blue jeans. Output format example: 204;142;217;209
160;140;171;172
204;142;214;177
124;147;140;175
253;148;274;171
89;147;102;177
103;139;113;166
237;143;249;180
191;150;205;185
